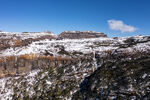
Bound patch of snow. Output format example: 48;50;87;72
46;80;52;85
128;84;134;91
142;73;147;79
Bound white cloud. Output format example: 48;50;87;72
108;20;138;33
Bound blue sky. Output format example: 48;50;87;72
0;0;150;37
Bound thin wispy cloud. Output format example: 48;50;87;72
108;20;138;33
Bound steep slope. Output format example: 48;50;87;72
73;54;150;100
0;33;150;100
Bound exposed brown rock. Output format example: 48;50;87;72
58;31;107;39
0;55;72;77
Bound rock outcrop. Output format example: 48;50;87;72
58;31;107;39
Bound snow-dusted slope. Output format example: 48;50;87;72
0;37;117;57
0;31;56;40
0;35;150;57
0;34;150;100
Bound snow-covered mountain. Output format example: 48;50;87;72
0;31;150;100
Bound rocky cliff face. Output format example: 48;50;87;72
73;53;150;100
0;55;72;77
0;32;150;100
58;31;107;39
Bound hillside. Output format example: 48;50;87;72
0;32;150;100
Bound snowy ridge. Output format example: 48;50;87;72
0;37;118;57
0;31;56;40
0;36;150;57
